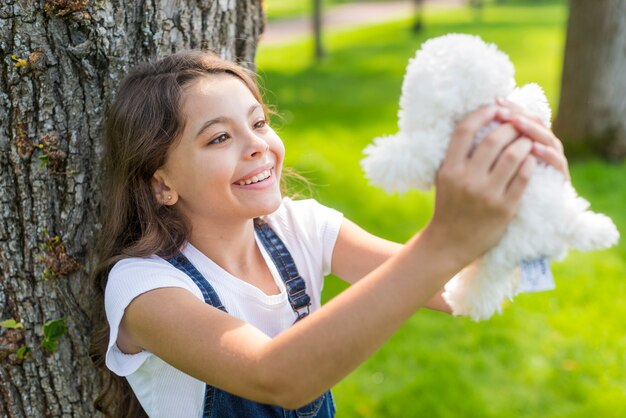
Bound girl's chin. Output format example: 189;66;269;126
254;195;283;216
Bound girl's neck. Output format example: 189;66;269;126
187;217;261;278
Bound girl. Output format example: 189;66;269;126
90;50;569;418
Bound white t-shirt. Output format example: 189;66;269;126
104;198;344;418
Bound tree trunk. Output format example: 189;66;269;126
554;0;626;159
412;0;425;33
0;1;264;416
313;0;324;60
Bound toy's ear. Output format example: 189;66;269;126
507;83;552;128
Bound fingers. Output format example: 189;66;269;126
443;100;569;193
508;115;563;152
505;154;537;205
490;137;534;193
495;97;546;127
495;98;563;152
468;122;520;174
509;115;570;180
445;105;499;167
532;141;570;181
495;98;570;180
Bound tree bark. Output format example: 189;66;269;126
0;0;264;416
313;0;324;60
554;0;626;159
412;0;425;33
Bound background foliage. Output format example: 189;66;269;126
257;1;626;416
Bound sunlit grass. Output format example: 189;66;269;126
264;0;359;21
263;0;310;21
257;2;626;416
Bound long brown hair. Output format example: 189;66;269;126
89;51;270;417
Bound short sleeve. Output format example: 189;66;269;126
269;197;344;276
104;256;202;376
308;199;344;275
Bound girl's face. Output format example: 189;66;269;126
153;74;285;225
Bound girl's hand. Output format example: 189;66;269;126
495;97;570;181
423;105;536;269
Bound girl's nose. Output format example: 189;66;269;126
246;134;269;159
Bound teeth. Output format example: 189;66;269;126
238;169;271;186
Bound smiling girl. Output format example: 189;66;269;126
90;50;569;418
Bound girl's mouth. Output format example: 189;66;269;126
234;168;273;186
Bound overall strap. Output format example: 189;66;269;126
254;218;312;322
164;223;324;417
165;253;227;313
165;254;227;418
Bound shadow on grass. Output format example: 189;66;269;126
259;4;567;135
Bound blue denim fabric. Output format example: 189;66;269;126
166;218;335;418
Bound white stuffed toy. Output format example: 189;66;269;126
361;34;619;321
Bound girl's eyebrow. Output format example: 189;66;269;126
195;116;227;140
194;103;261;140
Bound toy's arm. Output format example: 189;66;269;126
331;217;452;314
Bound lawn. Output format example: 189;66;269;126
264;0;360;21
257;2;626;417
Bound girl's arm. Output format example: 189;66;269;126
121;105;536;409
331;217;452;314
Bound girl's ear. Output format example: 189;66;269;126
152;169;178;205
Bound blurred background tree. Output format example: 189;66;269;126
314;0;326;59
469;0;485;20
412;0;426;32
554;0;626;159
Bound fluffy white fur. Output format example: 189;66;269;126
361;34;619;321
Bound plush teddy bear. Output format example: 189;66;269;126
361;34;619;321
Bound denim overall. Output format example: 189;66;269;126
166;218;336;418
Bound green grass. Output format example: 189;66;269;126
263;0;311;21
264;0;364;21
263;0;567;21
257;2;626;417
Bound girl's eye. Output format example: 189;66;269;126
209;134;229;145
254;119;267;129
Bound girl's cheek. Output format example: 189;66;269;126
276;143;285;162
269;135;286;161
